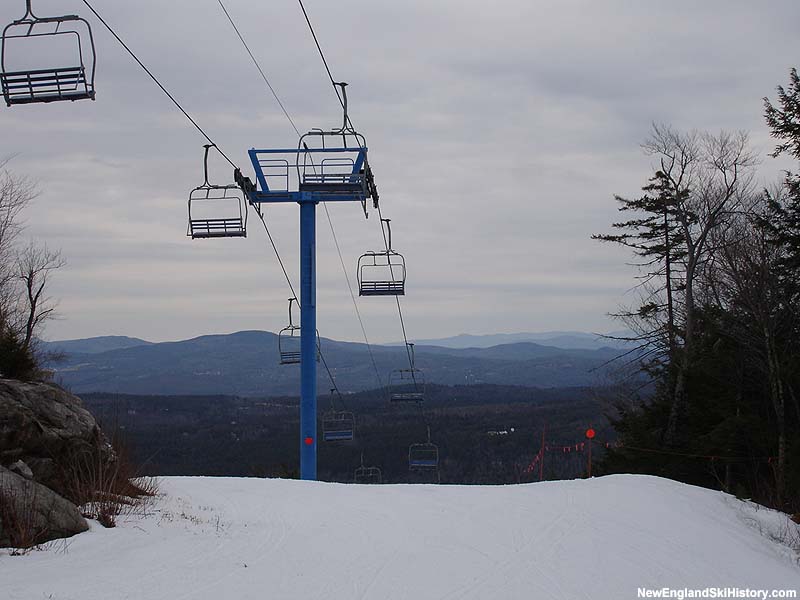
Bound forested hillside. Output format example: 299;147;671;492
83;384;612;484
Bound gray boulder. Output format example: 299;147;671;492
0;378;115;495
0;465;89;548
8;460;33;480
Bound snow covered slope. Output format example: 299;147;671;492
3;475;798;599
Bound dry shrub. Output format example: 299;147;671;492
60;437;159;528
0;483;47;553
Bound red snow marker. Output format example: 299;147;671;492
304;437;314;446
585;428;596;439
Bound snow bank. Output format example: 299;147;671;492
2;474;798;599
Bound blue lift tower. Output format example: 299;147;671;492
235;85;378;480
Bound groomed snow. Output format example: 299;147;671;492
3;474;798;599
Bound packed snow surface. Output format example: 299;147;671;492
3;474;798;599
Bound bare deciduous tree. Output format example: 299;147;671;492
0;157;64;378
15;242;65;350
0;158;36;322
708;202;791;505
644;125;758;444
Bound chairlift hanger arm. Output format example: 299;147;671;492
335;81;349;133
202;144;214;186
14;14;82;24
288;297;299;327
381;218;393;251
13;1;80;23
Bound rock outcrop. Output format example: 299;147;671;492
0;378;113;548
0;378;114;495
0;465;89;547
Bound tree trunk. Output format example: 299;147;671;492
666;258;695;445
765;329;786;507
664;205;677;369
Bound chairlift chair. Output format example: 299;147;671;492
188;145;247;239
389;368;425;402
358;251;406;296
278;298;301;364
358;219;406;296
389;342;424;402
322;388;355;443
322;411;355;442
295;84;374;203
354;454;382;484
1;0;97;106
278;298;320;365
409;427;439;470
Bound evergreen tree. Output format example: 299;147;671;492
764;68;800;299
593;170;686;380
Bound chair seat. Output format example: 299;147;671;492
299;182;364;193
390;393;424;402
188;218;246;239
359;281;405;296
323;431;354;442
2;67;94;105
410;460;438;468
279;352;301;365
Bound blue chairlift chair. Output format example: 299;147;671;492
409;427;439;470
322;411;355;442
322;388;355;443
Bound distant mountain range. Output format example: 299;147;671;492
43;335;153;355
394;331;633;351
41;331;633;397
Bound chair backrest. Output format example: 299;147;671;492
187;185;247;239
278;325;301;364
358;252;406;296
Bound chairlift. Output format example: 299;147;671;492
358;219;406;296
354;454;382;484
389;368;425;402
297;84;378;211
389;343;425;402
278;298;320;365
322;388;355;443
188;145;247;239
246;83;378;217
1;0;97;106
279;298;301;364
322;412;355;442
409;427;439;470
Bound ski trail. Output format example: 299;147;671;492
3;476;798;600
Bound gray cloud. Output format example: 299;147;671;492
1;0;797;344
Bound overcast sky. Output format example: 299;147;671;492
1;0;798;344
